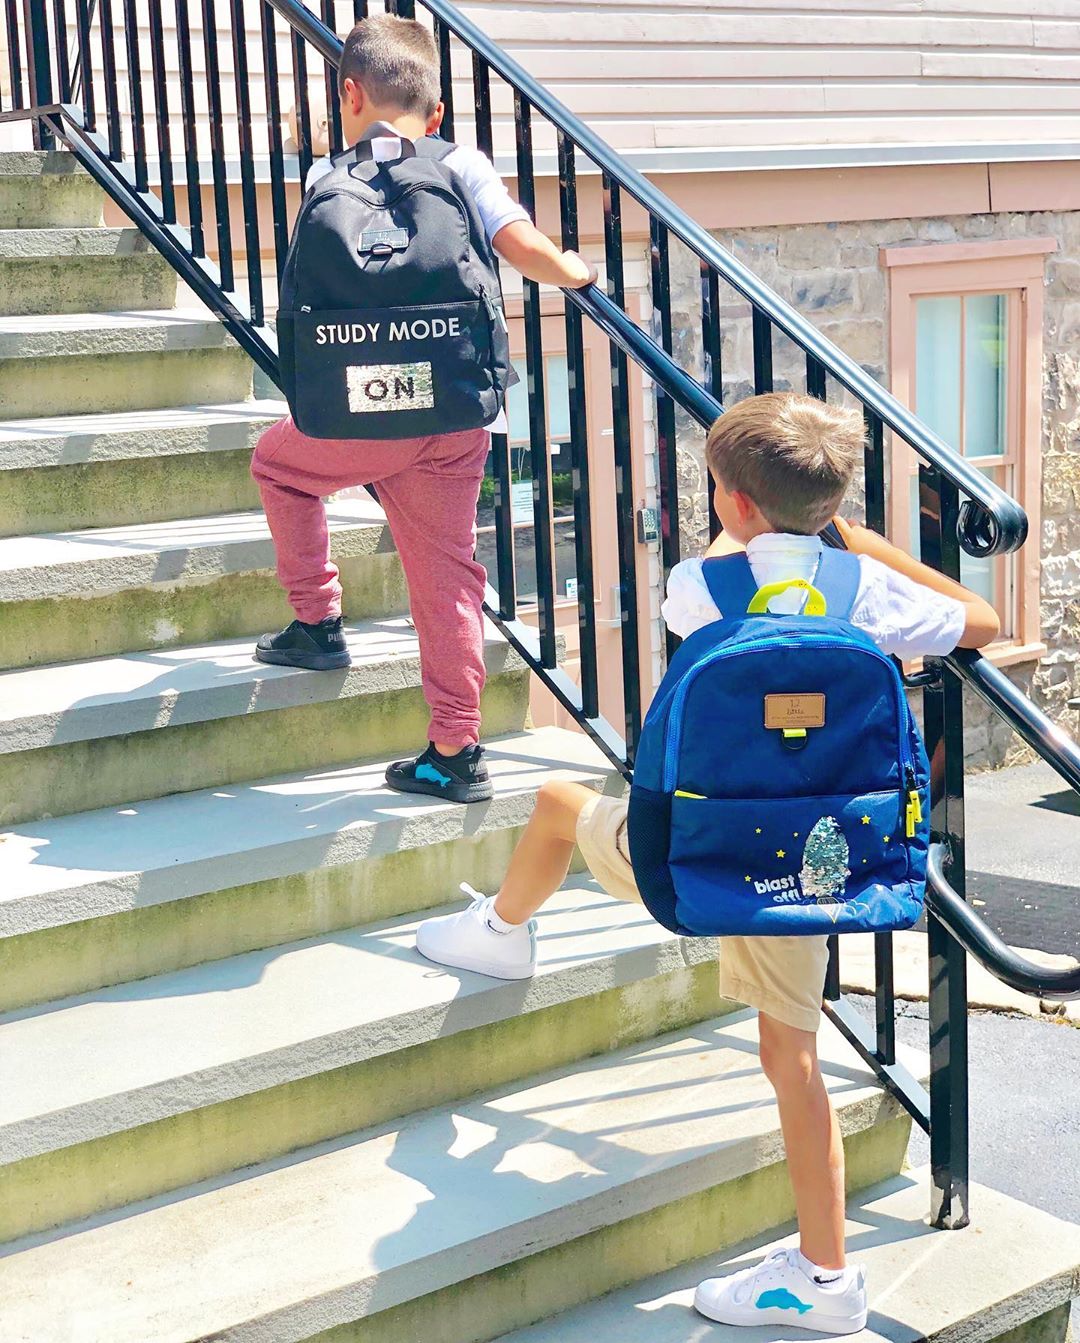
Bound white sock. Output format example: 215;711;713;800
484;902;521;935
798;1250;844;1284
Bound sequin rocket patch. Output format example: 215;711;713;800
799;816;850;905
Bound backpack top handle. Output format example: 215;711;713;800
747;578;828;617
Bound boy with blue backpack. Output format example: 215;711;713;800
416;392;999;1334
253;14;595;803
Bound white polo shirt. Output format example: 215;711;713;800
661;532;967;661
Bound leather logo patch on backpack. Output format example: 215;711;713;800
347;362;434;412
764;693;825;730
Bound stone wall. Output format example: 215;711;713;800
661;209;1080;768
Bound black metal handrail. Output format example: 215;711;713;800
927;844;1080;1000
6;0;1079;1241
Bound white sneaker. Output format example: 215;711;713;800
415;885;538;980
694;1247;867;1335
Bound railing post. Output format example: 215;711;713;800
21;0;54;147
920;465;971;1230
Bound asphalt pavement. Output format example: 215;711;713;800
964;760;1080;957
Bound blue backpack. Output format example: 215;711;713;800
628;550;930;937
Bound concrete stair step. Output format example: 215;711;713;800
0;884;725;1242
0;726;612;1010
0;1012;918;1342
0;152;103;229
0;309;252;416
0;399;285;536
0;228;177;316
0;499;406;668
0;616;534;825
495;1171;1080;1343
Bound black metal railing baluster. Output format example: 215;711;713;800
122;0;149;191
919;464;970;1231
434;13;454;140
864;409;886;534
97;0;122;158
71;0;94;126
701;261;723;540
261;0;290;286
321;0;343;153
352;0;366;20
20;0;54;146
472;47;515;620
752;307;774;394
559;130;598;718
861;408;897;1064
514;90;556;669
51;0;71;102
230;0;264;322
201;0;234;290
291;27;313;190
806;351;826;401
650;218;680;663
147;0;175;222
174;0;205;255
4;0;25;112
603;172;642;754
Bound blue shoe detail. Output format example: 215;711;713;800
757;1289;813;1316
416;762;453;788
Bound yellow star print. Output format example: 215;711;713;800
883;835;891;844
745;875;751;882
861;815;871;825
755;827;762;834
776;848;786;859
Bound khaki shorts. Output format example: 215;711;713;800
577;794;829;1034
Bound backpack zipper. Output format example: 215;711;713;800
660;634;914;795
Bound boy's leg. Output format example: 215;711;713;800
758;1011;846;1269
375;428;489;752
695;938;867;1334
493;779;596;922
250;416;351;626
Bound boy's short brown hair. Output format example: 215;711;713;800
338;14;441;118
705;392;863;535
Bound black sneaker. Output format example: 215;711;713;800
255;617;351;670
385;743;493;804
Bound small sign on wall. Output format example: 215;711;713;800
511;480;534;524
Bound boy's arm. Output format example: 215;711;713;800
492;220;597;290
832;516;1000;649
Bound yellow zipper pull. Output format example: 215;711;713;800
674;789;707;799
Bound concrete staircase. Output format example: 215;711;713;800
0;151;1073;1343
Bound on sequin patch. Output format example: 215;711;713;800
347;362;435;412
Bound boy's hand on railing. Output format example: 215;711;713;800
562;251;599;288
492;221;597;289
832;515;1001;650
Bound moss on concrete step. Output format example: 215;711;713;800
0;961;728;1243
0;448;259;536
0;173;103;229
0;252;177;317
1;667;530;826
0;345;253;417
0;551;408;669
311;1112;912;1343
0;824;533;1013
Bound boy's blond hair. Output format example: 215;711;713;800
338;14;441;118
705;392;863;535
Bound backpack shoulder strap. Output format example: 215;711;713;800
414;135;457;162
813;548;862;620
700;553;759;619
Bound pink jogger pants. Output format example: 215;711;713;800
252;416;490;748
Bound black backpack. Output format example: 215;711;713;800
276;129;513;440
